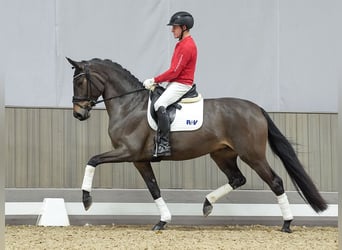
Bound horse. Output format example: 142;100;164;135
66;57;327;232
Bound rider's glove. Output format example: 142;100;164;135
143;78;155;90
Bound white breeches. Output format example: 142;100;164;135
154;82;192;111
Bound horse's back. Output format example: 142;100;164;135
203;97;264;118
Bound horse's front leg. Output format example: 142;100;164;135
134;162;171;230
81;148;133;211
81;165;95;210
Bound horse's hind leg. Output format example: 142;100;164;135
134;161;171;230
241;156;293;233
204;149;246;216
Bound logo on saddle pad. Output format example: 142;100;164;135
147;87;203;132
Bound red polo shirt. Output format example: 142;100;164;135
154;36;197;86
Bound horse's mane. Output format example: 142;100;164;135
88;58;143;88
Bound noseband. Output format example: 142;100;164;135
72;65;146;111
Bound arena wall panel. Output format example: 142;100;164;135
5;108;337;192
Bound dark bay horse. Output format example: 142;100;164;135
67;58;327;232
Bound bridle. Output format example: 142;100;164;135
72;65;146;111
72;67;100;110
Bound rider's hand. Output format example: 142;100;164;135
143;78;155;90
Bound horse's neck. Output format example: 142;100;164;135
99;65;147;118
103;83;148;118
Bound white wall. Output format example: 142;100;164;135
0;6;5;244
339;46;342;247
1;0;341;112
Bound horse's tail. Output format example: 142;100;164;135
260;108;328;212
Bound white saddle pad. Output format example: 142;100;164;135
147;98;204;132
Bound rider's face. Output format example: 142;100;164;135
171;25;183;39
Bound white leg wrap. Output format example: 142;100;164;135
206;183;233;204
81;165;95;192
154;197;171;222
277;193;294;221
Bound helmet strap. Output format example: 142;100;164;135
179;25;188;41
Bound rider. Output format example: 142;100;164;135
143;11;198;157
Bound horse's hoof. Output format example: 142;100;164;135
82;190;93;211
152;221;167;230
281;220;293;233
203;198;213;217
281;228;292;233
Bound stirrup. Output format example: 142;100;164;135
153;143;171;157
158;144;171;156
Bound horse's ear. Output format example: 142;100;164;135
66;57;81;69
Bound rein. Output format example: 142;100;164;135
94;88;146;105
72;69;146;108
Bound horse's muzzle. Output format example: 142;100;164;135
73;111;90;121
73;108;90;121
73;101;92;121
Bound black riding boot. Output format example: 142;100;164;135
154;106;171;157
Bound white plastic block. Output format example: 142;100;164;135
36;198;70;226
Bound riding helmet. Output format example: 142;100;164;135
167;11;194;30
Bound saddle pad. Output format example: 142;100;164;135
147;98;204;132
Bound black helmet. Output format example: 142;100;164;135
167;11;194;30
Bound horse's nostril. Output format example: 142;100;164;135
73;111;83;120
73;111;90;121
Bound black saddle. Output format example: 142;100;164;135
149;84;199;124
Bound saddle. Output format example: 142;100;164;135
149;84;200;124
